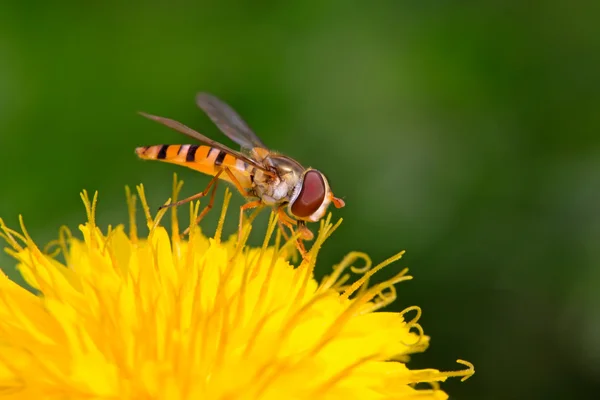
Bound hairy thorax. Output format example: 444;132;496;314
252;155;304;206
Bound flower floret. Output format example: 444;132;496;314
0;174;473;399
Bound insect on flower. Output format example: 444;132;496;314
135;92;345;254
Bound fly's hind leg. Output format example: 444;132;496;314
173;167;261;240
177;168;233;237
160;169;224;211
155;170;223;237
181;174;222;237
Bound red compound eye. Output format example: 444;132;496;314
290;170;326;218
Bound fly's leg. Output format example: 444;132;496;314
170;166;264;240
160;169;224;211
220;168;264;242
277;207;308;257
181;176;221;237
277;220;291;242
276;208;294;240
239;200;263;243
222;168;252;197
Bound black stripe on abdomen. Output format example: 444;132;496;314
186;145;199;162
214;150;226;166
157;145;169;159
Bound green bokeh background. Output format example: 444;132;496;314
1;1;599;399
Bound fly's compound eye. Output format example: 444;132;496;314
290;170;327;218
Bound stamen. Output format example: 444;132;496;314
234;252;252;332
0;219;27;252
249;212;280;318
0;218;22;251
101;225;112;254
400;305;422;326
231;220;252;261
293;214;342;307
341;251;406;300
330;274;351;291
317;252;371;293
252;211;278;276
17;215;66;298
278;230;302;263
245;206;264;231
170;173;184;242
407;360;475;385
400;322;425;348
187;200;201;242
213;290;233;371
182;198;202;312
359;284;397;314
101;225;121;274
57;226;73;266
42;240;61;258
223;204;269;330
454;360;475;381
125;186;138;244
79;190;99;248
215;189;232;244
150;199;170;237
306;265;413;359
136;184;153;231
353;268;412;307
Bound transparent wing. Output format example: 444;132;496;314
138;111;273;174
196;92;268;152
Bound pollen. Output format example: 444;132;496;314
0;174;474;399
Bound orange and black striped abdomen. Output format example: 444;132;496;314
135;144;253;188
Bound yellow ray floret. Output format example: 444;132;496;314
0;174;473;399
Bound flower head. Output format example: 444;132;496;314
0;175;473;399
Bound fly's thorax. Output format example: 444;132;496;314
253;155;304;205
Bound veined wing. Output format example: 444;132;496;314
196;92;268;153
138;111;273;175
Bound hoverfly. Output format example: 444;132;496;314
135;93;345;254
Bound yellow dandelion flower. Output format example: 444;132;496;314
0;175;473;399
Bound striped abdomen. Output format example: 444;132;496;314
135;144;253;188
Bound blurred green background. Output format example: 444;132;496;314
1;1;599;399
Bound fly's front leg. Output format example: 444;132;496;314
276;207;295;239
277;207;308;258
295;220;314;241
278;207;313;241
277;220;291;242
